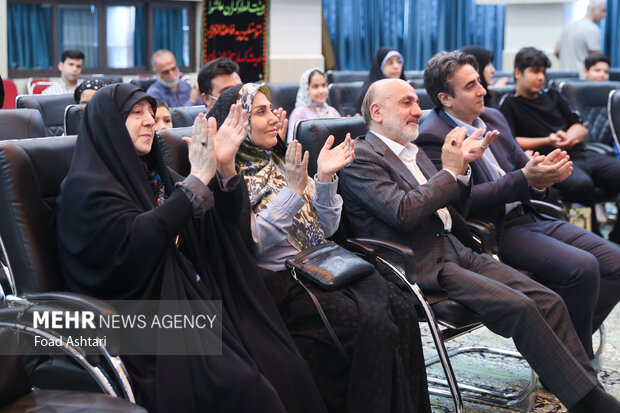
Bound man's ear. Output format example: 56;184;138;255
200;92;208;103
369;102;382;123
437;92;451;109
514;68;522;82
57;61;64;72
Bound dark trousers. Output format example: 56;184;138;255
437;234;598;409
498;214;620;359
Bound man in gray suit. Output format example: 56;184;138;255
338;78;620;412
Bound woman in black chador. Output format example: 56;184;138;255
208;83;431;413
56;83;327;413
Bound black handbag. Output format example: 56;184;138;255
285;241;374;290
285;242;374;362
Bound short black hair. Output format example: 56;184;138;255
513;47;551;75
61;50;85;63
584;53;610;70
424;50;479;108
154;98;169;109
198;57;240;96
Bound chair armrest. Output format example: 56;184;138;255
466;219;498;255
343;238;376;264
586;142;614;155
530;199;566;220
351;237;416;283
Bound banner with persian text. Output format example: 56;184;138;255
202;0;268;82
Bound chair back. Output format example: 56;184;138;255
0;109;47;140
0;136;76;294
29;81;56;95
266;82;299;116
415;88;435;110
129;78;157;91
492;71;514;84
559;80;620;145
328;82;363;116
295;117;367;177
64;104;86;136
404;70;424;80
609;68;620;82
2;79;19;109
488;85;515;104
326;70;368;84
169;105;206;128
155;127;192;177
16;94;75;136
608;89;620;151
546;69;579;85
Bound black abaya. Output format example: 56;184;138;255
56;83;327;413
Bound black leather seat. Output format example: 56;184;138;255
266;82;298;116
170;106;206;128
559;80;620;146
15;94;75;136
325;70;368;84
0;136;142;411
609;68;620;82
327;82;363;116
129;78;157;92
492;70;514;84
155;127;192;177
415;88;434;110
545;69;579;85
0;109;47;140
404;70;424;80
488;85;515;104
63;104;85;136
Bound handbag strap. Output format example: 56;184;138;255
290;268;351;364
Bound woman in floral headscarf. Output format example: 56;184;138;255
208;83;431;413
286;68;341;143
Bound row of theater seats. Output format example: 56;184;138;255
2;89;620;411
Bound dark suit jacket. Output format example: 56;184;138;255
417;107;541;237
339;130;478;299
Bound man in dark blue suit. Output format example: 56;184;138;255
417;50;620;363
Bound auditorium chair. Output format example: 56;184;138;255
169;106;206;128
155;127;192;177
609;89;620;149
404;70;424;80
293;117;537;412
28;81;55;95
63;104;85;136
266;82;298;117
129;78;157;92
492;71;514;84
2;79;18;109
545;69;579;86
609;68;620;82
415;88;435;110
325;70;368;84
15;94;75;136
0;136;143;411
558;80;620;148
488;85;515;105
0;109;47;140
327;82;363;116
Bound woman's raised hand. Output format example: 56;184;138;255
316;133;355;182
273;107;288;139
285;140;309;197
214;103;248;177
182;113;217;186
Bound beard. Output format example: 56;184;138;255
158;75;179;89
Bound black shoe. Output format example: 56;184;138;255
569;385;620;413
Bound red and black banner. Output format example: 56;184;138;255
202;0;269;82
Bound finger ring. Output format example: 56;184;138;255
294;163;301;167
480;143;488;149
201;141;206;146
450;139;457;146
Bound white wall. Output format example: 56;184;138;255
268;0;323;82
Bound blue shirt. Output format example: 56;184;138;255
146;80;203;107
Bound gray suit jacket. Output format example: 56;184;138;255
339;131;477;299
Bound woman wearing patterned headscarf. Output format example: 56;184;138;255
208;83;431;413
286;68;341;143
56;83;327;413
73;78;108;104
